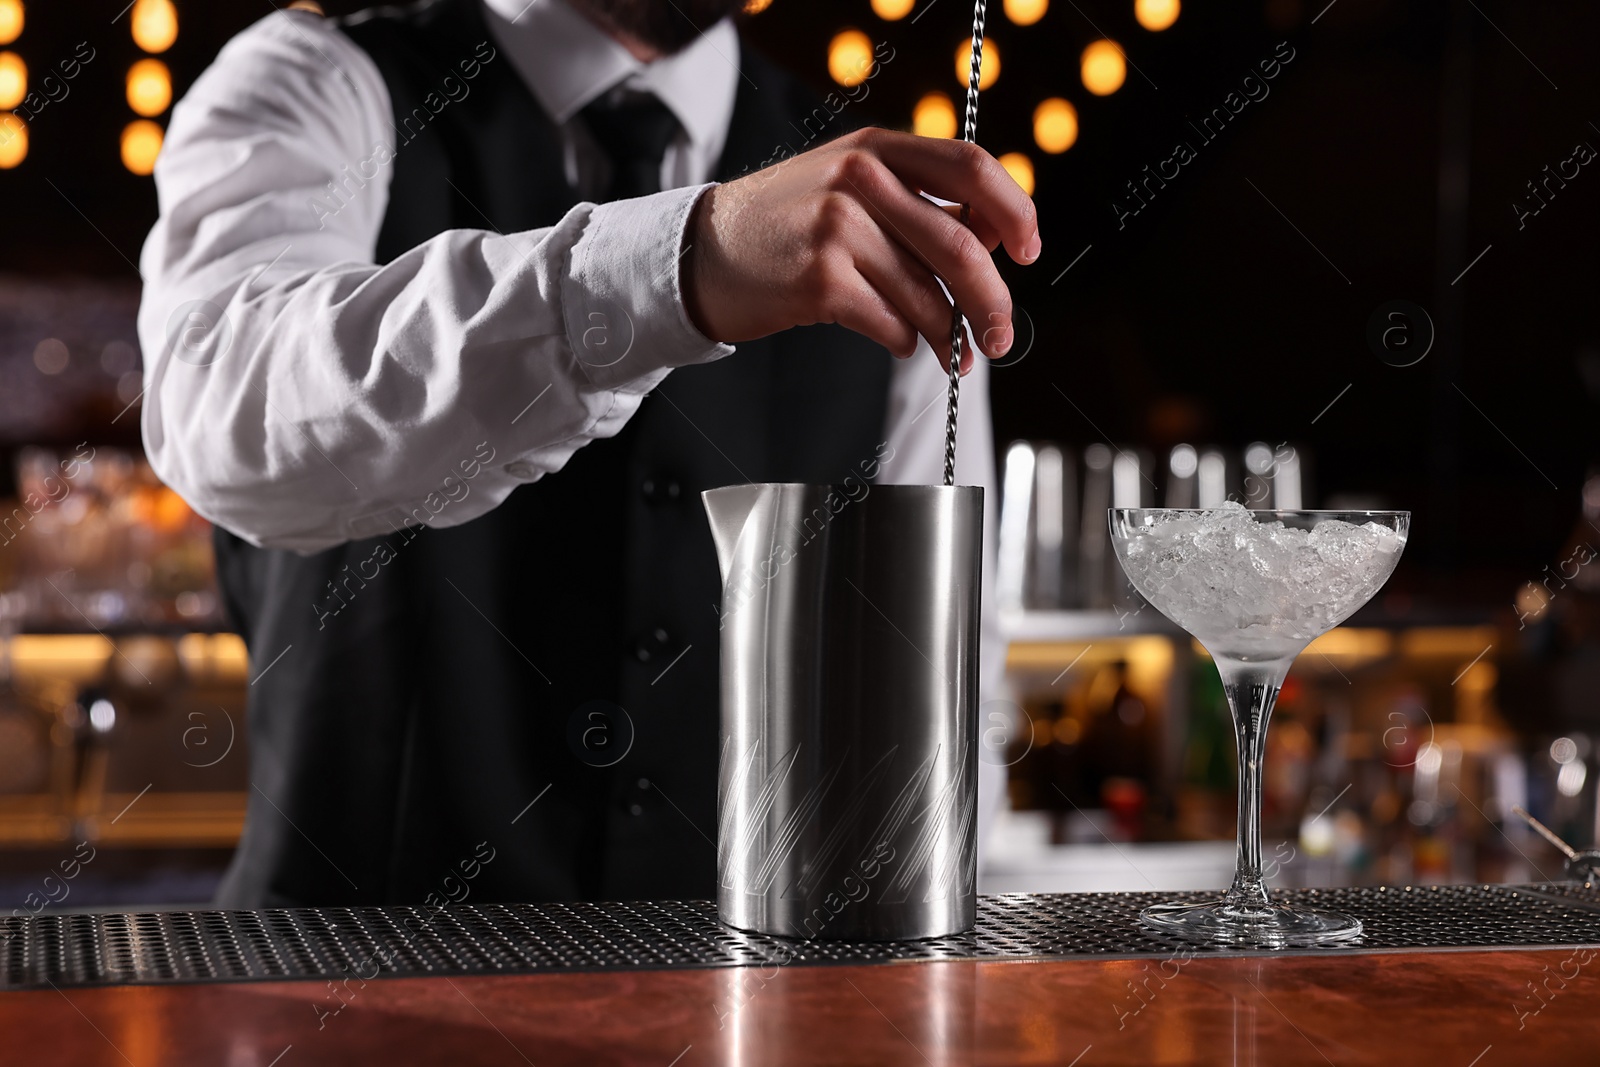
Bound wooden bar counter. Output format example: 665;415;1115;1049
5;945;1591;1066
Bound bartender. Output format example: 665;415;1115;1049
136;0;1040;907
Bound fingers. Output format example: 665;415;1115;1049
851;226;967;363
941;202;1002;252
825;261;977;374
826;270;921;359
934;326;976;376
835;150;1015;359
865;130;1041;265
931;324;975;375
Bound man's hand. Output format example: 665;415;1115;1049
682;128;1041;373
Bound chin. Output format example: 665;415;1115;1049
570;0;747;54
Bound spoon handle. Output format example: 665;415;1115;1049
1512;804;1582;861
944;0;988;488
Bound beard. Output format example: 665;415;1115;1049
570;0;748;54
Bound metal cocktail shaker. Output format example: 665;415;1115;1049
703;483;983;941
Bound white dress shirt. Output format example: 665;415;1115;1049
480;0;737;196
136;0;1006;844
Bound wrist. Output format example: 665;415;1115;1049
681;182;721;342
562;186;730;386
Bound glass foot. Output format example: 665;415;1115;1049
1140;899;1363;949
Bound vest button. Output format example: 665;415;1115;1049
633;627;672;662
641;477;681;503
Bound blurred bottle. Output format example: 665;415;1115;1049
997;441;1079;612
8;447;220;630
1477;749;1535;882
1262;676;1314;840
1010;696;1062;814
1176;658;1235;840
0;639;52;799
1078;445;1113;610
1241;442;1312;509
1080;660;1155;840
1196;448;1234;508
1031;445;1077;609
1039;696;1092;841
1560;470;1600;595
1407;739;1462;884
1113;450;1155;623
1164;444;1199;508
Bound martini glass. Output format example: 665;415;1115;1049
1110;504;1409;948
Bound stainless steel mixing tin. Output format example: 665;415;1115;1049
704;482;983;940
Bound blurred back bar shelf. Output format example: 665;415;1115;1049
0;632;248;850
988;439;1596;894
2;433;1596;893
993;612;1560;892
1;446;226;635
0;442;247;857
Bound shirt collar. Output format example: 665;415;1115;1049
480;0;739;152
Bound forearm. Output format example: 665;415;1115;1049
141;188;722;551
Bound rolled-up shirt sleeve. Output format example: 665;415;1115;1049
136;10;731;553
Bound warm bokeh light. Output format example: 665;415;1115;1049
1135;0;1180;31
999;151;1034;195
1003;0;1047;26
0;0;22;47
871;0;914;19
954;36;1000;91
0;51;23;111
1033;97;1078;153
0;112;25;168
131;0;178;53
126;58;172;117
121;119;164;175
32;337;68;375
827;29;874;88
742;0;773;13
1081;38;1126;95
912;92;957;139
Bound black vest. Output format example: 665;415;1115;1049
211;0;891;907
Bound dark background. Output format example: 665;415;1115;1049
4;0;1598;608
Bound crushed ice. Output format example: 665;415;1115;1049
1114;502;1405;658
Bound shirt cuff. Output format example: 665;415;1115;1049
561;183;734;391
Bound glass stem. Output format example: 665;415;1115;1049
1216;659;1290;912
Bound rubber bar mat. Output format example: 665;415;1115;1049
4;883;1598;990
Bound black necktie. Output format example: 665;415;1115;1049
580;92;682;201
